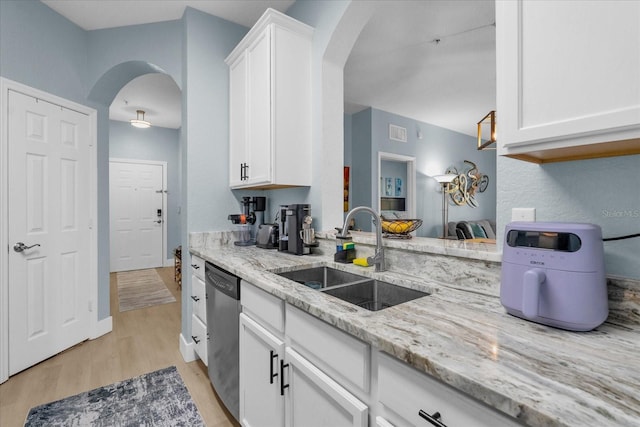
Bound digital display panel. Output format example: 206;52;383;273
506;230;582;252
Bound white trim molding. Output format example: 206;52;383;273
179;333;197;363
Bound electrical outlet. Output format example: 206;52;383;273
512;208;536;222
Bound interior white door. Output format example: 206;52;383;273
109;160;164;272
8;90;91;375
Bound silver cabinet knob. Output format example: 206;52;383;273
13;242;41;253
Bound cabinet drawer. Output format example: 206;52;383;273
378;352;518;427
191;314;208;366
286;304;369;393
190;255;205;280
241;280;284;334
191;275;206;324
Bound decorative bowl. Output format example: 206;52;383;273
381;219;423;238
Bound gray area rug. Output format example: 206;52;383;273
24;366;204;426
117;268;176;312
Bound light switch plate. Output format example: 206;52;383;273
512;208;536;222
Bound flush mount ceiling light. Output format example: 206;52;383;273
130;109;151;129
477;110;496;150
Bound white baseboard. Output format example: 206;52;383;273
90;315;112;339
180;333;197;362
165;258;174;267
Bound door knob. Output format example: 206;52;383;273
13;242;41;253
155;220;162;224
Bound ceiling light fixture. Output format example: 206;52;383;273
477;110;496;150
130;109;151;129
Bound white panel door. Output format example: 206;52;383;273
8;90;91;375
109;160;164;272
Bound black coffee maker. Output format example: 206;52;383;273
283;204;312;255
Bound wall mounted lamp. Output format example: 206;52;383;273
130;110;151;129
433;174;458;239
477;110;496;150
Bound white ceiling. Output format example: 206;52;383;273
41;0;496;135
346;0;496;137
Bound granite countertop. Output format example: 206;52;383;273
190;235;639;427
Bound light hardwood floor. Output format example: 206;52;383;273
0;267;238;427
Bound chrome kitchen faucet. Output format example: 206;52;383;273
338;206;386;272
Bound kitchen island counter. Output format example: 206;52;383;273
190;238;639;427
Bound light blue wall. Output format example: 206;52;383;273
280;0;351;231
373;108;497;237
0;0;88;103
109;120;181;260
346;108;497;237
350;109;373;230
87;22;182;94
497;154;640;279
180;8;247;336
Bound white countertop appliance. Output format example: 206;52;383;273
500;221;608;331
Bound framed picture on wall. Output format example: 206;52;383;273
384;177;393;196
395;177;403;197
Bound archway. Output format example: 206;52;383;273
87;61;181;319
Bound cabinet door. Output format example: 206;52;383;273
190;254;204;280
245;26;272;186
191;274;206;324
191;314;207;366
378;352;518;427
229;53;248;187
497;0;640;159
240;313;285;427
285;347;368;427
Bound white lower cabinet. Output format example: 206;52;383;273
190;255;207;366
239;282;519;427
190;314;207;366
285;347;368;427
239;313;284;427
377;352;519;427
239;282;367;427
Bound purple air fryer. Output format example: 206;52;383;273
500;222;608;331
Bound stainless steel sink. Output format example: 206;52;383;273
276;266;367;289
322;280;428;311
276;266;429;311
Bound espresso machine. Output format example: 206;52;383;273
228;196;266;246
281;204;316;255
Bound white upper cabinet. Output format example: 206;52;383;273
496;0;640;163
226;9;313;188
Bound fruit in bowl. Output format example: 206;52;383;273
380;218;423;237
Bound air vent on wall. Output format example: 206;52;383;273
389;124;407;142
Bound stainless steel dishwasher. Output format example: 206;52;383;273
205;261;240;421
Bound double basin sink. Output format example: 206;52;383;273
276;266;428;311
